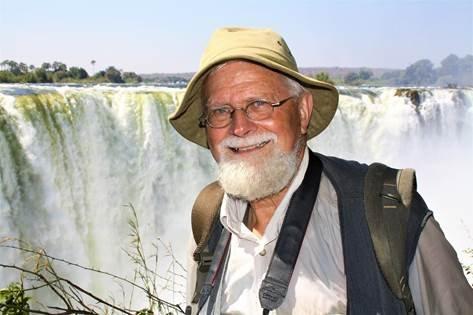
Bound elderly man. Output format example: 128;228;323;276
169;28;472;315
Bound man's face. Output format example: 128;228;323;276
203;61;313;164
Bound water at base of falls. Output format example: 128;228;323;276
0;84;471;310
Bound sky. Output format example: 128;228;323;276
0;0;472;74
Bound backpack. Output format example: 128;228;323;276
189;161;419;315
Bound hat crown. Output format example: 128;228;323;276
168;26;338;148
199;27;298;72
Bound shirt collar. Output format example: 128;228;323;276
220;147;310;244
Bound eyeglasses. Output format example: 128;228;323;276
199;95;297;128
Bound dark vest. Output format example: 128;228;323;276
316;153;430;314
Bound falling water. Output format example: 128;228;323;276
0;84;471;309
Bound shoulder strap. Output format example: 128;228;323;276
197;227;231;313
190;181;224;304
259;152;323;312
364;163;416;315
192;181;224;259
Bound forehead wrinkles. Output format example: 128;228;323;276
201;61;291;106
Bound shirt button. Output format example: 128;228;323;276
259;249;267;256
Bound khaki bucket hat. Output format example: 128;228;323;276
168;27;339;148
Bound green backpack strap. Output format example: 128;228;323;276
190;181;224;304
364;163;416;315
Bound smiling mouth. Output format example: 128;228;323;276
229;140;271;153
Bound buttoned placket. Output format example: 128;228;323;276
228;226;275;312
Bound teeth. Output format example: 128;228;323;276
239;145;257;151
231;140;269;152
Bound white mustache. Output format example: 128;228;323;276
219;132;277;149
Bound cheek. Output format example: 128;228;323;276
256;123;296;154
209;145;221;162
273;109;301;140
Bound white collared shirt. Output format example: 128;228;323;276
218;148;346;314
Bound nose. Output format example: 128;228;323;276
230;109;257;137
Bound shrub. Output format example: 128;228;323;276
0;282;30;315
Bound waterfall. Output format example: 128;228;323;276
0;84;472;309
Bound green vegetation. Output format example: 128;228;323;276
343;69;374;86
308;54;473;87
0;282;30;314
0;60;143;84
313;72;335;85
341;54;472;87
2;53;471;87
0;205;185;314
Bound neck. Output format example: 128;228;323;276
245;187;288;237
245;144;306;236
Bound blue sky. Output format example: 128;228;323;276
1;0;472;74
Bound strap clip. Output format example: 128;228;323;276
259;277;288;310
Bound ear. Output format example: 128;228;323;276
298;91;313;135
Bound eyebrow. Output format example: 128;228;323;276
205;95;273;108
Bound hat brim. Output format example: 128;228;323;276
169;53;339;148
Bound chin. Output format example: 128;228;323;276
217;138;303;201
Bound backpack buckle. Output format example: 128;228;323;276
194;250;213;272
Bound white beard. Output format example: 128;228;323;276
217;132;301;201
